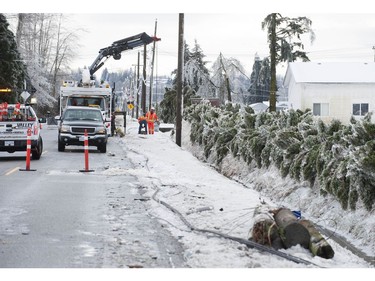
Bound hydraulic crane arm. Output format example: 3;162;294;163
89;32;160;78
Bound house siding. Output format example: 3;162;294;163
290;83;375;124
284;62;375;125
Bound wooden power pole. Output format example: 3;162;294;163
148;19;158;110
136;51;140;119
176;13;184;147
141;45;147;115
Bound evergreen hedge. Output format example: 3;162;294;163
184;102;375;212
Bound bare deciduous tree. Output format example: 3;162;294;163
12;13;82;111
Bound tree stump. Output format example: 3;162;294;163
248;205;283;250
299;219;335;259
274;208;311;249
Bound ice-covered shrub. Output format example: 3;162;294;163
184;102;375;211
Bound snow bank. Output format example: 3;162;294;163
114;119;373;269
182;120;375;258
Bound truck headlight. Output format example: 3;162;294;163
97;127;106;134
60;125;70;133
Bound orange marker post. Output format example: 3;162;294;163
79;129;94;172
19;128;36;171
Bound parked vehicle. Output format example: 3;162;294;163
0;102;43;159
57;106;108;153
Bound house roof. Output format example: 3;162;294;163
284;62;375;84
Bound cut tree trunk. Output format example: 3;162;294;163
249;205;283;250
299;219;335;259
274;208;310;249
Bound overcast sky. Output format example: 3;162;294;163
4;1;375;78
65;13;375;78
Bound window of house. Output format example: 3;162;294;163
352;103;369;116
313;103;329;116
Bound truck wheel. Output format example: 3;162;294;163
58;139;65;152
32;137;43;160
98;144;107;153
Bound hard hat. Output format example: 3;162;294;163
151;107;155;110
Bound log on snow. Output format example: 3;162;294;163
248;205;283;250
299;219;335;259
274;208;310;249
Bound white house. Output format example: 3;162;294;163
283;62;375;124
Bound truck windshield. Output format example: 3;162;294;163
68;97;105;111
63;109;103;121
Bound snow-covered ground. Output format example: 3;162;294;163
10;117;371;280
101;117;373;278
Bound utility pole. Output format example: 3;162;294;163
131;64;137;118
141;45;147;115
149;19;158;111
135;51;140;119
176;13;184;147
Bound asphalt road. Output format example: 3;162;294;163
0;125;186;268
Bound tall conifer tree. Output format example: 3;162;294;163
248;54;270;104
262;13;314;111
0;13;26;103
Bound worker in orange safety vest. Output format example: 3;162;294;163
145;107;158;134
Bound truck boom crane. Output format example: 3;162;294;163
89;32;160;79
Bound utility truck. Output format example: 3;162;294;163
0;102;43;159
59;74;113;136
58;32;160;136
